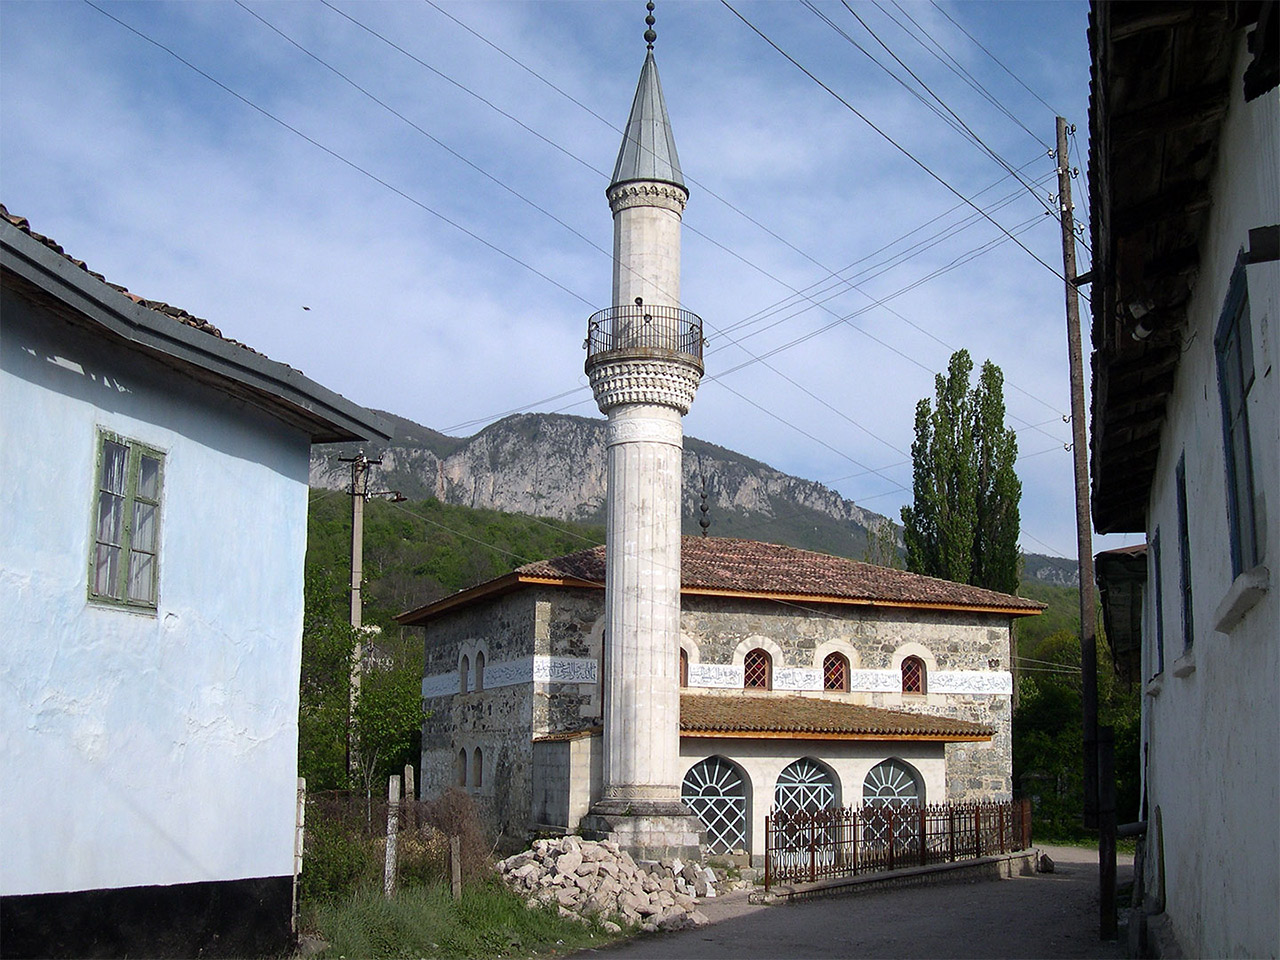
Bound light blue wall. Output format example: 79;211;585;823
1;291;311;896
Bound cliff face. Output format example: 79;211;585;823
310;410;1077;585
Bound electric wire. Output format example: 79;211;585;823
721;0;1087;301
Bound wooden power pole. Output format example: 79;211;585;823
1055;116;1114;938
339;452;377;777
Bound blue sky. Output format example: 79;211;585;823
1;0;1135;560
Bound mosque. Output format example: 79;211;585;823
398;8;1039;863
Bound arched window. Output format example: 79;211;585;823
901;656;926;694
682;757;748;854
743;648;771;690
823;652;849;691
774;758;838;814
456;749;467;787
474;651;485;692
679;648;689;687
862;759;923;849
472;747;483;789
460;655;470;694
863;758;922;805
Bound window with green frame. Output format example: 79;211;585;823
90;431;164;608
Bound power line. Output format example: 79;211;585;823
927;0;1063;118
81;0;598;312
721;0;1086;300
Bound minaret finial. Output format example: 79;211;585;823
644;2;657;49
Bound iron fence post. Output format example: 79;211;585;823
949;805;956;862
975;807;983;858
764;814;771;890
852;807;859;875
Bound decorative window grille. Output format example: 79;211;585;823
90;432;163;608
743;648;771;689
460;655;470;694
472;747;483;789
774;758;837;815
679;648;688;687
901;656;925;694
682;757;748;854
862;759;923;848
823;653;849;691
475;651;486;691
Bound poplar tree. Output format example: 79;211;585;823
901;349;1021;594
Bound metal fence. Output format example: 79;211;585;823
764;798;1031;889
585;303;703;362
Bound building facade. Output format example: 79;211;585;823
0;207;387;957
1088;3;1279;956
399;536;1040;862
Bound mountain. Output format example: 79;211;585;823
310;410;1078;586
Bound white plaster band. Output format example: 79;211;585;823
422;655;599;699
678;665;1013;695
606;417;684;448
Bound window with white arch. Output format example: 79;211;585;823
774;758;838;815
682;757;748;855
460;655;470;694
863;758;922;805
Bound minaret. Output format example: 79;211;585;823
579;4;705;861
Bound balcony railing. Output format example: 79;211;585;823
585;303;703;364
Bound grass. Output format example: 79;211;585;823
301;880;631;960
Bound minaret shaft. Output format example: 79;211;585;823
581;39;704;860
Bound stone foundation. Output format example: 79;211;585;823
579;802;705;862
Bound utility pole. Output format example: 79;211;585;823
1055;116;1113;938
340;452;376;778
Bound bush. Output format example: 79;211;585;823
300;803;377;903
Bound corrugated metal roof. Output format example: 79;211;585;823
611;50;684;190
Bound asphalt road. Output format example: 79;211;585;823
579;846;1131;960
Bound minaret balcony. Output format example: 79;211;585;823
585;303;704;368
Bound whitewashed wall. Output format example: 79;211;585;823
0;301;310;896
679;738;946;862
1138;38;1279;958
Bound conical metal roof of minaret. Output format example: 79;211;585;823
610;49;685;190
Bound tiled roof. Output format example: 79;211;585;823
1;204;254;352
516;536;1042;613
680;694;993;741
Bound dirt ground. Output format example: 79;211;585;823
580;845;1132;960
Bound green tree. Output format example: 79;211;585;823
901;349;1021;593
861;517;904;568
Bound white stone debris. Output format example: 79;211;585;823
496;836;754;933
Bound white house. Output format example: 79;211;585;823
0;207;388;957
1087;2;1278;956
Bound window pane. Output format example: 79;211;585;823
133;501;157;553
138;456;161;501
96;491;124;545
94;543;120;597
101;441;128;494
128;551;156;604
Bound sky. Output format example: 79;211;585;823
1;0;1140;560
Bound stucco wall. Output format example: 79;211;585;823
680;737;947;861
0;297;310;897
1137;39;1279;958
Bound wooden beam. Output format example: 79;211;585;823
1113;184;1211;235
1112;82;1229;144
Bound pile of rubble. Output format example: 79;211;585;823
497;836;720;933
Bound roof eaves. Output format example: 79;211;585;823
1;216;390;445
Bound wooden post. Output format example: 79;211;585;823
404;763;415;829
450;836;462;901
384;774;400;898
292;778;306;934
